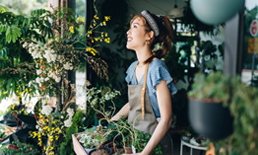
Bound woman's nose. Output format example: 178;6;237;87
127;29;131;35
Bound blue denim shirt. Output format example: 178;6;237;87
125;59;177;118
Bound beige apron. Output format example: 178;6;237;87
127;63;173;155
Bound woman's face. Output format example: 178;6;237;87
126;17;148;50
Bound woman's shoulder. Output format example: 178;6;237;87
149;59;167;69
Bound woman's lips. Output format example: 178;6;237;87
127;36;132;42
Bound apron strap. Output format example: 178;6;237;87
141;62;150;120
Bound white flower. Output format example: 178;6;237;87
55;76;61;83
39;128;43;132
36;70;42;75
67;108;74;118
41;105;53;116
45;77;49;81
44;49;56;62
35;77;41;85
64;118;73;127
29;42;34;47
23;42;28;48
63;62;73;70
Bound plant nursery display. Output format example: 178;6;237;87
0;1;112;154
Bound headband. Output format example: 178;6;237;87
141;10;159;37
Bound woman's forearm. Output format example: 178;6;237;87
141;117;172;154
111;102;130;121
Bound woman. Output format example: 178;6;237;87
112;10;177;155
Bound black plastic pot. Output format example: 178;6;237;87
188;98;233;141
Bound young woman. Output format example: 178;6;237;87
111;10;177;155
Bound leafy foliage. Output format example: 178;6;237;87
60;110;84;155
0;7;53;102
189;70;258;154
188;71;231;103
0;141;38;155
214;79;258;155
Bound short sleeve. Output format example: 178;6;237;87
125;61;138;84
149;60;177;95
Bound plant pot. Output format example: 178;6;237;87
88;147;112;155
84;148;95;154
103;142;116;154
188;98;233;141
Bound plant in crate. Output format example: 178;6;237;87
76;85;163;155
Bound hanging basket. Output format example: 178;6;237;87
188;98;233;141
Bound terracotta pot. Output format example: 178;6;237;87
188;98;233;141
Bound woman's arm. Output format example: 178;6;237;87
111;102;130;121
140;80;172;155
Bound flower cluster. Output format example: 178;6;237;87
31;105;75;154
22;7;111;99
23;41;70;96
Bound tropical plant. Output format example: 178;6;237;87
0;5;53;103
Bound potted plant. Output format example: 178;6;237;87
212;80;258;155
187;71;234;141
76;126;112;154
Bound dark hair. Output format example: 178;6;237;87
130;12;174;64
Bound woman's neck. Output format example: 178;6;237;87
136;50;152;66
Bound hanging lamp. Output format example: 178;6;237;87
168;0;184;18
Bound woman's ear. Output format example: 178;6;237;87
145;31;154;41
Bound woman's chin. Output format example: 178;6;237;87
126;44;133;50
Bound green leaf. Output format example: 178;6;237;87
0;25;8;32
6;25;21;43
0;5;8;13
31;9;50;17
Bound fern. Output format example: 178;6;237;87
6;25;21;43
